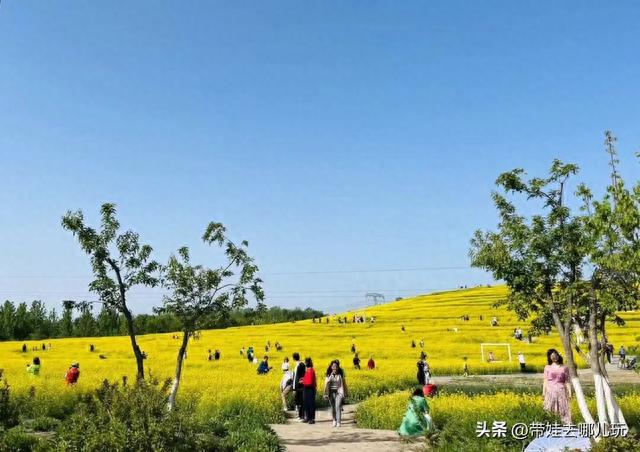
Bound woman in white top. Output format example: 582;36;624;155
323;361;348;427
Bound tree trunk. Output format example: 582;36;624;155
168;331;190;411
551;311;594;424
601;376;627;426
109;260;145;381
588;304;608;428
121;303;145;381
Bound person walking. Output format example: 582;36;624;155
292;352;306;421
367;355;375;370
280;367;294;411
543;349;571;425
423;359;431;385
518;352;526;372
416;359;426;386
301;357;317;424
605;343;614;364
352;353;361;370
324;361;348;427
619;345;626;365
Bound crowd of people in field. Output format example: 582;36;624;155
16;309;633;439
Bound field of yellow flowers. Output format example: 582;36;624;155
1;286;639;424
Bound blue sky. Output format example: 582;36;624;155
1;1;639;313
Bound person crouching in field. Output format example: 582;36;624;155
27;357;41;376
324;361;348;427
398;387;432;437
257;356;272;374
292;353;306;421
65;362;80;385
301;357;317;424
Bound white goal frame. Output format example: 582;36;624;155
480;343;512;362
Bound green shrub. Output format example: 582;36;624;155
0;378;18;429
54;380;227;451
591;435;640;452
0;426;43;452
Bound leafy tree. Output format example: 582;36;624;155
97;304;120;336
60;300;75;338
0;301;16;341
470;159;595;423
13;302;31;341
28;300;47;339
471;132;640;430
74;302;97;338
574;131;640;426
62;203;160;380
159;222;264;410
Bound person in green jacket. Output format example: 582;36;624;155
398;387;431;437
27;357;41;375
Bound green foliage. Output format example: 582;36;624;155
53;380;227;451
0;427;44;452
590;435;640;452
0;376;17;429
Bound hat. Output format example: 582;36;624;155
71;362;79;368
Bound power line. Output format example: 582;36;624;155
0;265;473;280
263;266;471;275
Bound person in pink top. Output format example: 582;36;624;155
543;349;571;424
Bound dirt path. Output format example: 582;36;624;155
270;366;638;451
269;405;423;452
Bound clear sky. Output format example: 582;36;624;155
1;1;639;314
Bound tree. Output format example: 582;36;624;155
45;307;58;338
471;133;640;431
470;159;595;424
159;222;264;410
0;301;15;341
13;302;31;341
97;304;120;336
60;300;75;338
29;300;47;339
62;203;160;380
74;302;97;337
574;131;640;427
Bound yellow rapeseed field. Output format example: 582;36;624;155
1;286;639;421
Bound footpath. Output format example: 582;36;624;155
269;404;423;452
270;365;639;451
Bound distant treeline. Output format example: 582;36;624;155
0;300;324;341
